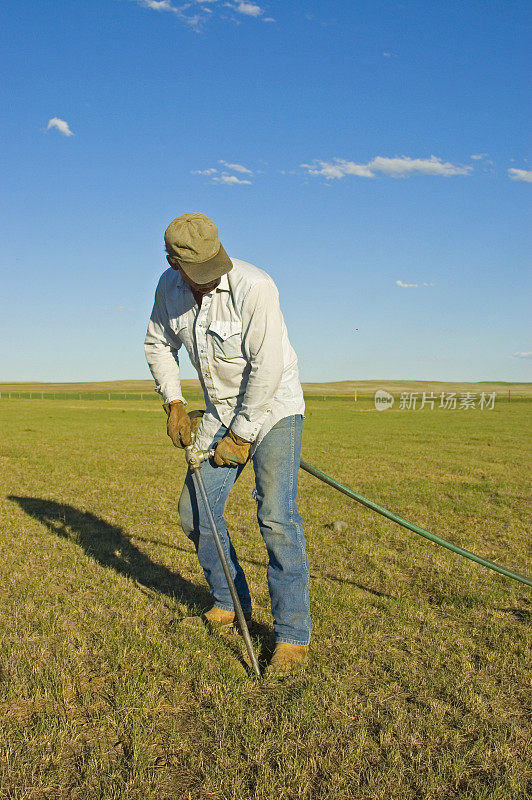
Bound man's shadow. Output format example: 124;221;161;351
9;496;275;670
9;495;213;608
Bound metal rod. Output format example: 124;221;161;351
191;466;262;678
300;459;532;588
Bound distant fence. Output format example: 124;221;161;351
0;391;527;403
0;391;358;402
0;391;202;401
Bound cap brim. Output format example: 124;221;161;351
178;243;233;285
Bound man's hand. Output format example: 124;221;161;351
214;430;251;466
163;401;192;448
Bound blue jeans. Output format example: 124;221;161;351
178;415;311;646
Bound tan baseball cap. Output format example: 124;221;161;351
164;212;233;284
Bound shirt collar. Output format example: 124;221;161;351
175;268;230;294
216;272;231;292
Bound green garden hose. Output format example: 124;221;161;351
299;459;532;588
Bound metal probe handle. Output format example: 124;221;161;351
184;432;262;679
185;444;215;470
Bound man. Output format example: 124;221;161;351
144;212;310;672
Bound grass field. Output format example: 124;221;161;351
1;379;531;399
0;393;530;799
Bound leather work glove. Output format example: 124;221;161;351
163;400;192;448
214;430;251;466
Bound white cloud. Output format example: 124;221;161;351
193;162;254;182
234;2;263;16
186;15;203;29
136;0;177;11
301;159;373;179
512;351;532;359
301;155;472;180
508;168;532;183
213;172;251;185
133;0;204;30
373;155;471;177
396;280;434;288
470;153;488;160
46;117;74;136
219;160;252;174
132;0;268;28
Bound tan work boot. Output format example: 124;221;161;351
266;643;308;674
202;606;252;630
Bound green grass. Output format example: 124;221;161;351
0;397;530;799
1;378;531;398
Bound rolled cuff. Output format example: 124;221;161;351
230;412;269;443
161;390;187;406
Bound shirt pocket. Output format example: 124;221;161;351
207;320;243;360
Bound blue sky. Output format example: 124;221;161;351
1;0;530;383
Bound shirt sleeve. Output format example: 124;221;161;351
144;274;187;405
230;279;284;442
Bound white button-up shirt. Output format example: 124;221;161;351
144;257;305;455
